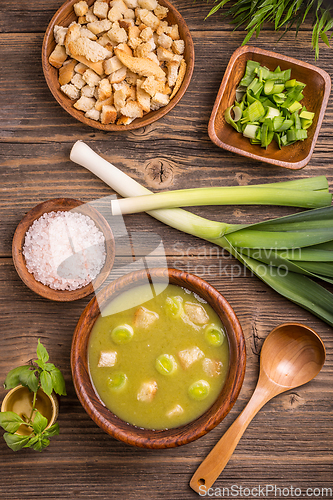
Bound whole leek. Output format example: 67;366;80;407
70;141;333;327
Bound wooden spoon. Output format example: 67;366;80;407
190;322;326;494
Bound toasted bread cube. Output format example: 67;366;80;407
54;25;68;45
58;59;77;85
172;39;185;55
60;83;81;100
81;84;96;97
80;27;98;40
154;4;168;19
87;19;112;35
97;350;117;367
133;306;159;328
184;302;209;325
93;0;109;18
124;8;135;19
98;78;112;100
156;20;168;35
74;0;89;17
141;75;164;97
107;22;128;43
109;66;127;83
170;58;186;99
203;358;223;378
82;68;101;86
73;95;96;111
178;346;204;370
128;24;140;39
140;26;153;41
126;69;139;85
49;44;68;68
71;72;86;89
158;32;172;49
113;87;127;110
146;51;159;65
68;37;112;63
138;0;157;10
101;104;118;124
167;60;179;88
124;0;138;8
137;380;158;402
134;41;152;58
138;9;160;30
85;8;98;23
108;5;124;22
85;107;101;121
74;61;88;74
169;24;180;40
157;46;174;62
104;55;124;74
111;0;128;12
150;91;169;110
120;100;143;119
77;15;87;24
119;18;135;30
166;404;184;418
117;42;133;55
117;115;135;125
136;79;151;112
95;96;114;111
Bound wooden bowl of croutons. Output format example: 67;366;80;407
42;0;195;131
71;267;246;448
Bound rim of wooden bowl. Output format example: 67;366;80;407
12;198;115;302
71;267;246;449
41;0;195;132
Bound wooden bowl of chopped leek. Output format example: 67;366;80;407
209;45;331;169
12;198;115;301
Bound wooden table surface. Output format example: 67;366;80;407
1;1;332;499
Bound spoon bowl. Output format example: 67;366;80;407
190;322;326;493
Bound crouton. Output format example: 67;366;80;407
169;58;186;99
138;0;157;10
128;24;140;39
154;4;168;19
108;5;124;22
124;0;138;8
103;55;124;74
113;87;128;110
49;44;68;68
133;306;159;328
146;51;159;65
119;18;135;30
71;72;86;89
114;47;165;80
73;95;96;111
93;0;109;18
85;8;99;22
98;78;112;100
97;350;117;367
124;9;135;19
109;66;127;83
82;68;101;86
150;91;169;110
85;107;101;121
60;83;81;100
117;115;136;125
140;26;153;41
54;25;68;45
135;41;152;58
126;69;139;85
167;60;179;87
168;24;180;40
74;0;89;17
136;79;151;112
172;39;185;55
58;59;77;85
74;61;88;74
166;404;184;418
138;9;160;30
184;302;209;325
157;46;174;62
137;380;158;402
95;95;114;111
68;37;113;62
202;358;223;378
121;100;143;118
101;104;118;124
158;32;172;49
117;42;133;55
80;27;98;40
107;22;128;43
81;84;96;97
140;75;164;96
87;19;112;35
178;346;204;370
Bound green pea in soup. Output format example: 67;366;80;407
88;284;229;430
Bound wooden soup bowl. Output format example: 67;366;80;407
42;0;195;131
71;268;246;449
12;198;115;301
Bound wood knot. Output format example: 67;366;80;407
144;159;174;189
281;392;305;410
235;172;252;186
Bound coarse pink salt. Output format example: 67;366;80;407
23;210;106;291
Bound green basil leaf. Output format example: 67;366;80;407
40;371;53;396
0;411;25;433
19;368;39;393
32;410;48;434
4;366;31;390
4;433;30;451
30;437;43;452
43;423;59;438
50;368;67;396
36;339;49;364
43;363;56;372
25;435;40;447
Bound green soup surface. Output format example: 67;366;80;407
88;283;229;430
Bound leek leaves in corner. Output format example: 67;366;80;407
70;141;333;327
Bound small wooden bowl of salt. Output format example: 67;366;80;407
12;198;115;301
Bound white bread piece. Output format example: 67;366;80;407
73;95;96;111
85;107;101;121
120;100;143;118
97;350;117;367
71;72;86;89
172;39;185;55
80;27;97;40
72;55;105;74
128;24;140;39
150;91;169;110
157;46;174;62
68;37;113;62
85;8;99;23
170;58;186;99
203;358;223;378
113;87;127;110
184;302;209;325
136;79;150;112
117;114;136;125
158;32;172;49
60;83;81;100
82;68;101;86
113;80;131;93
124;0;138;8
58;59;77;85
124;9;135;19
133;306;159;328
114;47;165;80
146;51;159;66
138;0;157;10
81;84;96;97
119;18;135;30
167;60;179;88
54;25;68;45
168;24;180;40
140;26;153;42
138;8;160;30
126;69;139;85
98;78;112;100
116;42;133;55
140;75;164;96
107;22;128;43
95;96;114;111
109;66;127;83
74;61;88;74
156;20;168;36
137;380;158;402
154;4;168;19
166;404;184;418
134;41;152;58
74;0;89;17
49;44;68;68
101;104;118;124
104;55;124;74
177;346;204;370
93;1;109;19
87;19;112;35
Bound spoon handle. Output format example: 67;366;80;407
190;383;275;494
